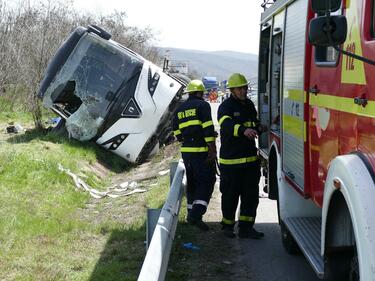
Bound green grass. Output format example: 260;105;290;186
0;89;33;123
0;115;173;281
0;88;60;127
0;117;229;280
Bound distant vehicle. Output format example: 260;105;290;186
39;25;186;163
202;76;219;91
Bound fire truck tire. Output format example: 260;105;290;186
324;251;354;281
268;154;278;200
349;255;359;281
280;220;300;255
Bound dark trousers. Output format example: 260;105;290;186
220;161;261;229
183;155;216;221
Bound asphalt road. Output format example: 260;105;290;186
233;194;321;281
209;102;321;281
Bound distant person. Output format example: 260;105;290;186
217;73;267;239
173;80;217;231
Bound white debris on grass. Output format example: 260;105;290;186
158;169;169;176
14;124;24;133
119;181;129;188
58;164;146;199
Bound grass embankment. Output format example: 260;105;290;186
0;95;232;281
0;104;175;280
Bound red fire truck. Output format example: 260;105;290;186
258;0;375;280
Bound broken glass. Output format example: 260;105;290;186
65;104;103;141
42;32;144;141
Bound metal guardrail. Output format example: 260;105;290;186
138;161;186;281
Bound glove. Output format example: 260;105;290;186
206;142;217;165
244;128;258;139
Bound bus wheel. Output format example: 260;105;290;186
349;255;359;281
280;221;300;255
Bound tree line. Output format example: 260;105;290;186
0;0;161;128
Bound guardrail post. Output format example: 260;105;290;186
146;161;179;250
169;161;178;184
146;208;161;250
138;160;186;281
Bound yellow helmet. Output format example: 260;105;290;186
227;73;248;89
185;80;206;93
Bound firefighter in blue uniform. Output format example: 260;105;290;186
218;73;266;239
173;80;217;231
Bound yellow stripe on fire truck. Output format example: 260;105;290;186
309;94;375;118
285;89;306;103
283;115;306;142
341;0;366;85
283;89;306;142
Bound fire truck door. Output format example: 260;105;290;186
308;4;342;199
269;30;282;135
258;23;271;154
281;0;309;190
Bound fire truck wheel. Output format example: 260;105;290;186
280;221;300;255
349;255;359;281
324;251;354;281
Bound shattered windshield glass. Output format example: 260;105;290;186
43;33;144;140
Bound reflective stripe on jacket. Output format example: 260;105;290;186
173;95;215;154
218;95;260;167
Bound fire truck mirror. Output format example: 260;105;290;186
311;0;341;13
308;15;347;47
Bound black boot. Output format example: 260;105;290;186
195;220;209;231
238;227;264;239
187;215;209;231
221;225;235;238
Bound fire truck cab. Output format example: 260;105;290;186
258;0;375;280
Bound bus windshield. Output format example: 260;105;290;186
42;33;144;140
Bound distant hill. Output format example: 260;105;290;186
159;47;258;84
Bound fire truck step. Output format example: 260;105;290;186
284;217;324;278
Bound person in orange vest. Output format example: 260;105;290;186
213;90;218;102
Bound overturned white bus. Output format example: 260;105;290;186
39;25;186;163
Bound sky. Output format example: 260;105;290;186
73;0;264;54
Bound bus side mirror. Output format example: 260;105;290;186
87;25;112;40
308;15;347;46
311;0;341;12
